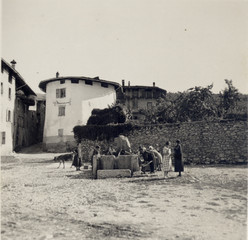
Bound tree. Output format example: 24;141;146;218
87;105;126;125
177;84;217;122
152;85;217;123
219;79;241;117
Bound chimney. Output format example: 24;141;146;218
122;79;125;87
153;82;155;87
128;81;130;87
56;72;59;78
10;60;17;69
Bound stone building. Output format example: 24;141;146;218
38;74;120;152
117;80;167;120
1;59;37;155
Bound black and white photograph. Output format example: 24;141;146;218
1;0;247;239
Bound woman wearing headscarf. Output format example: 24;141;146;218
174;140;184;176
149;146;162;171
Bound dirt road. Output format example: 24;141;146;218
1;153;247;240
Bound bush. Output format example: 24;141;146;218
73;123;136;142
87;106;126;125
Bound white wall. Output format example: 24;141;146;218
82;91;116;124
44;79;116;144
0;69;15;156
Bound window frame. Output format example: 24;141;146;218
101;82;108;88
71;79;79;84
132;89;139;98
6;110;11;122
58;105;65;116
146;90;152;99
8;73;12;84
56;88;66;98
85;80;93;85
1;132;6;144
8;87;11;100
58;129;63;137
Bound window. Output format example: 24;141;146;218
85;80;93;85
146;90;152;98
133;89;139;98
141;90;146;98
8;88;11;100
6;110;11;122
8;73;12;84
58;129;63;137
71;79;79;84
101;82;108;88
58;106;65;116
1;132;6;144
153;91;161;98
147;102;153;110
1;82;3;94
60;80;65;84
56;88;66;98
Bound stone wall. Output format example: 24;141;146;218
80;120;247;165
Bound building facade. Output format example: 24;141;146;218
39;75;120;152
117;80;167;120
35;93;46;143
1;59;37;155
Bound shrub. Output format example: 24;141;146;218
73;123;136;142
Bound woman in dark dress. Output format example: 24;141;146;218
72;148;82;171
174;140;184;176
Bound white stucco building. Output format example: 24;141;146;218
39;75;120;151
1;59;36;156
1;60;16;156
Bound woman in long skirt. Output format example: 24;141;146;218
174;140;184;176
72;149;82;171
162;141;172;178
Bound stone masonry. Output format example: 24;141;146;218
80;120;247;165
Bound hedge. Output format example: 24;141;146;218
73;123;138;142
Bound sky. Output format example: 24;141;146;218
1;0;248;94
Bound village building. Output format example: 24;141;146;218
1;59;37;156
35;93;46;143
117;80;167;120
38;74;120;152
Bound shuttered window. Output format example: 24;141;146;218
58;106;65;116
6;110;11;122
1;132;6;144
56;88;66;98
8;88;11;100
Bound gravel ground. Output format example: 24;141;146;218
1;153;247;240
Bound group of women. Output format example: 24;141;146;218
161;139;184;178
